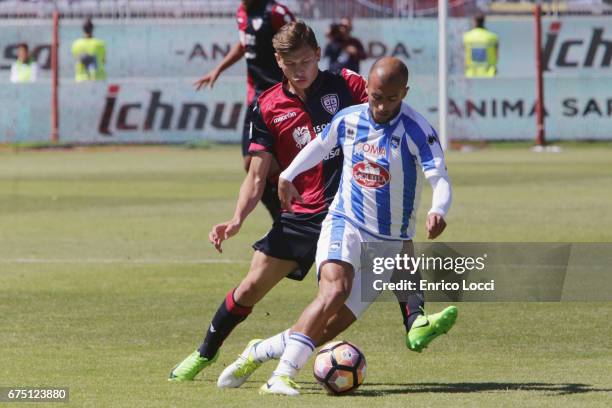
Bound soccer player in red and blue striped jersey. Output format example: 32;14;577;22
169;21;372;384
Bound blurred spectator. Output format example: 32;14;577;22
340;17;367;72
10;43;38;83
324;18;367;74
300;0;318;18
71;18;107;81
463;13;498;77
324;23;348;73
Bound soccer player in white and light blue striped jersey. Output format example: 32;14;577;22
256;57;456;396
305;79;449;241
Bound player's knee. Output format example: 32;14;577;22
235;279;263;304
321;280;351;308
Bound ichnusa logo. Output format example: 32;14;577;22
98;85;243;136
542;22;612;70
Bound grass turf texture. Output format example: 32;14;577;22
0;145;611;407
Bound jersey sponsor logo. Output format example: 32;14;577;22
313;122;329;136
252;17;263;31
355;142;387;159
272;111;297;124
353;160;390;188
292;126;312;149
244;33;256;46
321;94;340;115
323;147;341;160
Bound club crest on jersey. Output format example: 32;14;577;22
252;17;263;31
391;135;401;149
321;94;339;115
292;126;312;149
353;160;390;188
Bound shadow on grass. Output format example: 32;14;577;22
344;382;612;397
196;379;612;397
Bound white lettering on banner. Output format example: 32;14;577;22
4;18;611;77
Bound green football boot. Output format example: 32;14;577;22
168;350;219;382
217;339;264;388
259;375;301;396
406;306;458;352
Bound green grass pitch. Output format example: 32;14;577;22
1;144;611;407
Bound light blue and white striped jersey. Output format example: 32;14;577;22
319;102;447;240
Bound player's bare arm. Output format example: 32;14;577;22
208;151;272;252
194;42;245;90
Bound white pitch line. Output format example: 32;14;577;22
0;258;250;265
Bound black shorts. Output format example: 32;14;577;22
252;212;327;281
241;100;256;157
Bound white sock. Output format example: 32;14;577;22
273;332;315;378
251;329;290;362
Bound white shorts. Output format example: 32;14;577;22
315;213;404;319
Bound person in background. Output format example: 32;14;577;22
339;17;367;73
10;43;38;83
323;23;348;74
463;13;498;78
194;0;295;222
323;18;367;74
72;18;107;81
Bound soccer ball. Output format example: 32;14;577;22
313;341;366;395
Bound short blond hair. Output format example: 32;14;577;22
272;21;318;56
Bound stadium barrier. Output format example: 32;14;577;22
1;17;611;142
